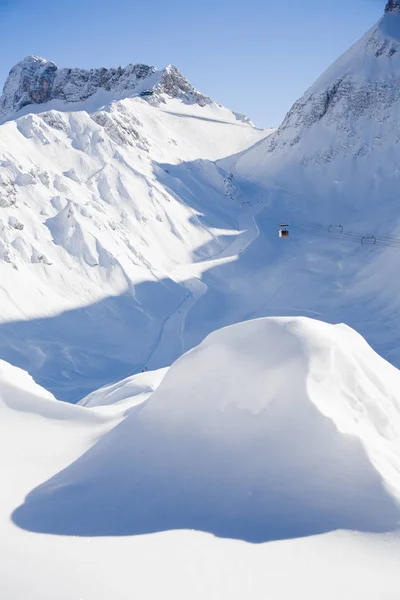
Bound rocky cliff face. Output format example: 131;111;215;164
0;57;211;121
242;5;400;167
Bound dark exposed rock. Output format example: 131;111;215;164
385;1;400;12
0;57;211;120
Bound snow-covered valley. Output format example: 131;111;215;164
0;60;270;400
1;2;400;598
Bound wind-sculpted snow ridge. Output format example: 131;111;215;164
13;317;400;541
79;366;168;410
0;56;212;122
0;359;107;424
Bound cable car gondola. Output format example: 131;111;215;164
279;224;289;238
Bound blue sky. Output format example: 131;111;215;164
0;0;384;127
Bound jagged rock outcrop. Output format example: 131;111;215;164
0;57;211;121
386;1;400;12
245;4;400;165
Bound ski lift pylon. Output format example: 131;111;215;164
361;235;377;245
328;224;344;234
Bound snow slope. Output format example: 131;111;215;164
214;6;400;368
79;366;168;411
2;317;400;599
0;58;270;400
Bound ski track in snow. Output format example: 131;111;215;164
144;201;261;370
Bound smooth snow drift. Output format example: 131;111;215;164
2;317;400;600
12;317;400;541
0;57;212;121
79;366;168;410
2;4;400;598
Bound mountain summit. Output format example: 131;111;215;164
0;50;267;400
386;0;400;12
225;1;400;368
0;56;211;121
233;2;400;205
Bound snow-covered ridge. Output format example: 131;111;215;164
0;66;268;400
0;56;212;122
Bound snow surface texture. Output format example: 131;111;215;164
2;317;400;599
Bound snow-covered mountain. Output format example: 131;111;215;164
219;3;400;367
235;1;400;188
0;56;269;400
0;56;212;122
2;4;400;404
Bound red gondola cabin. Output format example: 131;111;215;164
279;227;289;238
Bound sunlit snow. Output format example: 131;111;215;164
1;4;400;600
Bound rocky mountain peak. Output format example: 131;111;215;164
248;3;400;167
0;56;211;121
385;0;400;12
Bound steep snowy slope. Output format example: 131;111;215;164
234;2;400;199
190;2;400;368
2;318;400;599
0;57;270;400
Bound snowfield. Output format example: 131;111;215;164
1;317;400;599
0;71;270;400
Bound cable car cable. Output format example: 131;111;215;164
278;218;400;250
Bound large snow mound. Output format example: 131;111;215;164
13;317;400;541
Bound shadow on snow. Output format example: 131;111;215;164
11;391;400;543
